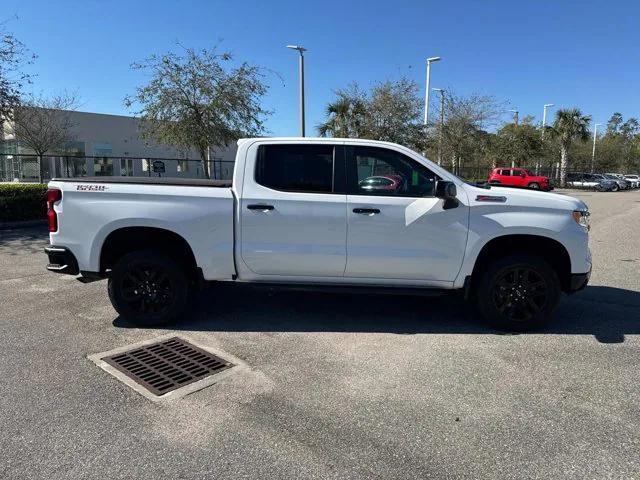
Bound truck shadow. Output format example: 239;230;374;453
114;284;640;344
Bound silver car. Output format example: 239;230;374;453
623;174;639;188
604;173;630;190
567;173;618;191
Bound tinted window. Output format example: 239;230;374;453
499;169;511;176
347;146;437;197
255;144;334;193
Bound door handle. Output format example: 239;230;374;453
353;208;380;215
247;204;274;211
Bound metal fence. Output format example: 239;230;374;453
0;154;236;183
0;153;568;185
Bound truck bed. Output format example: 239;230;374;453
51;176;232;188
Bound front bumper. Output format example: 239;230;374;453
45;246;79;275
568;268;591;293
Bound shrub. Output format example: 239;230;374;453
0;183;48;222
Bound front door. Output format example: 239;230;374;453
240;143;347;277
344;145;468;283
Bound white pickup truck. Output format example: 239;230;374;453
45;138;591;331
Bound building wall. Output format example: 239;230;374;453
1;109;238;181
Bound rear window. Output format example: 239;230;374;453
255;144;335;193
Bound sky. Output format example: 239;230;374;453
6;0;640;136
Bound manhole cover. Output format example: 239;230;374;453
99;337;234;397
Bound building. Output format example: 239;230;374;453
0;109;237;181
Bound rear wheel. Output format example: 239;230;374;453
528;182;540;190
475;254;561;331
107;250;190;326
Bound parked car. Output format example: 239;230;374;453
605;173;630;190
487;167;552;190
623;174;639;188
45;138;591;332
566;172;618;191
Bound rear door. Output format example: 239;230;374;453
344;145;468;283
239;142;347;277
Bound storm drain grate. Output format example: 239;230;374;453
103;337;233;396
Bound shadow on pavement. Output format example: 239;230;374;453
114;283;640;344
0;226;49;255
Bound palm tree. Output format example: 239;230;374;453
549;108;591;187
316;91;368;138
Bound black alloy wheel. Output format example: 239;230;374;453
475;254;561;331
490;266;548;322
108;250;190;326
119;262;175;315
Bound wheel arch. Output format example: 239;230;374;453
99;226;198;277
470;234;572;293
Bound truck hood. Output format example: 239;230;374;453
463;184;588;211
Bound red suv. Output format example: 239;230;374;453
487;168;551;191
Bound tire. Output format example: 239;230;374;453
474;254;561;332
528;182;540;190
611;184;619;192
107;250;190;326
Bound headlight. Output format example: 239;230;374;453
572;210;590;230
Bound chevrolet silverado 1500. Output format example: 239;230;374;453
45;138;591;330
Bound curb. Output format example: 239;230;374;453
0;219;47;230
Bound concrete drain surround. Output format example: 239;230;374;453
89;335;240;401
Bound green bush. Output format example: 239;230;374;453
0;183;48;222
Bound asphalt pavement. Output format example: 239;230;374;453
0;189;638;479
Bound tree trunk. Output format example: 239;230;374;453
38;154;43;184
200;148;210;179
559;145;568;187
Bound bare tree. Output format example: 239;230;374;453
0;20;34;124
10;92;78;182
440;93;503;174
125;46;269;179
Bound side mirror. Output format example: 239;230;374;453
435;180;457;200
520;172;527;177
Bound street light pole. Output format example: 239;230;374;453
540;103;554;175
423;57;441;127
432;88;445;166
591;123;601;173
508;109;519;167
541;103;554;140
286;45;307;137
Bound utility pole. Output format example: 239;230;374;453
286;45;307;136
591;123;601;173
432;88;445;166
423;56;441;127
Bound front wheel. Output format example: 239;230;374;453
474;254;561;331
528;182;540;190
108;250;190;326
611;184;619;192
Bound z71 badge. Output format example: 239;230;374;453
76;184;108;191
